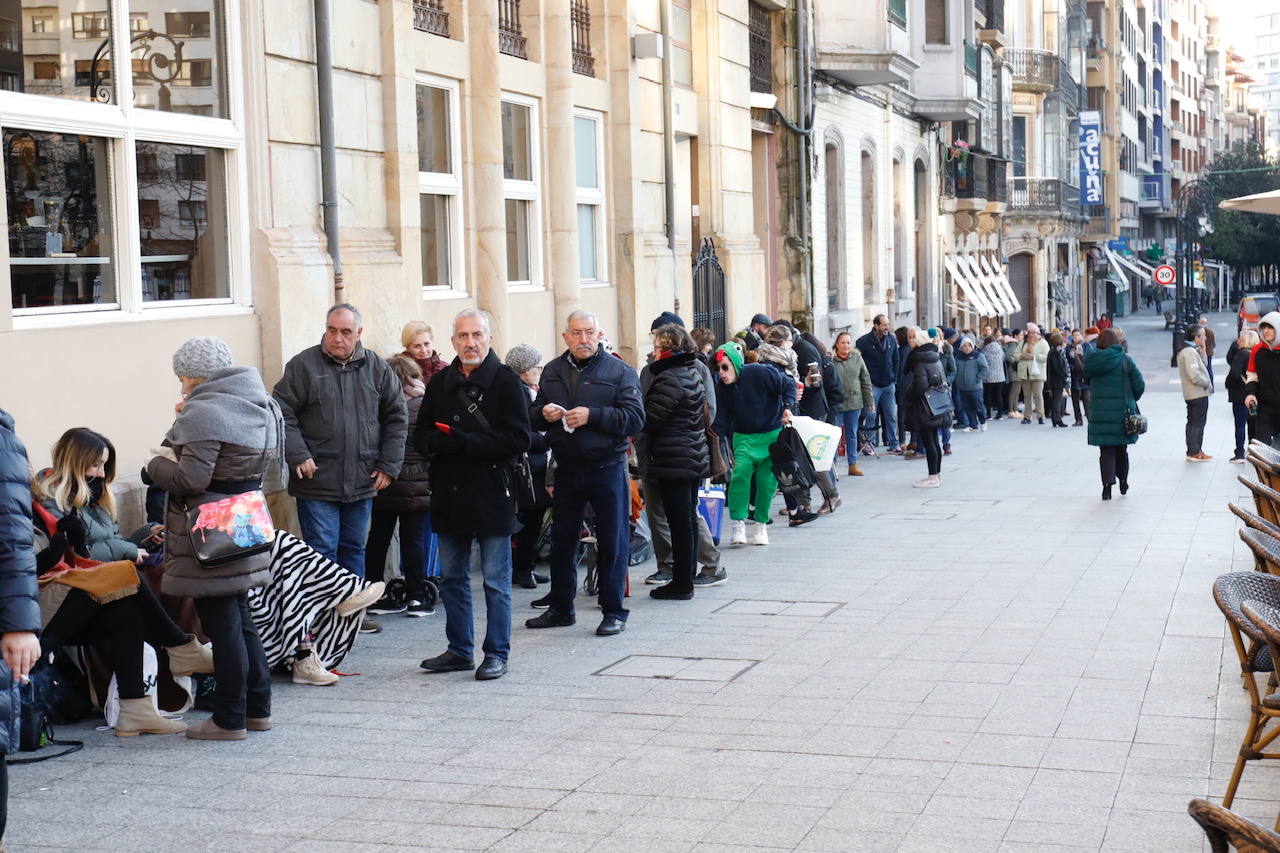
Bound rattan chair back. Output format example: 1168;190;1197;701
1188;798;1280;852
1231;503;1280;541
1241;528;1280;575
1240;476;1280;528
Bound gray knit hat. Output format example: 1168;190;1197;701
172;336;233;378
504;343;542;375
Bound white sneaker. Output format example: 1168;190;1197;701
913;475;941;489
750;523;769;546
336;581;385;617
962;427;974;433
980;422;987;432
730;519;747;546
291;650;339;686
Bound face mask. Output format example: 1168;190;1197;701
86;476;105;505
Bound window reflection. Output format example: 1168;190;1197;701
135;141;228;301
0;2;116;103
131;2;223;116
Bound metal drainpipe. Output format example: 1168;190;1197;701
795;0;811;325
314;0;343;301
660;0;679;313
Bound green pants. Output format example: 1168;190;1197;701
728;430;780;523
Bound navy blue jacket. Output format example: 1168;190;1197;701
0;410;40;634
856;330;901;387
714;362;796;436
530;346;645;466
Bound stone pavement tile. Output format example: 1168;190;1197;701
957;733;1052;767
896;832;1009;852
876;727;974;762
610;814;717;842
1003;820;1107;849
934;763;1038;800
3;820;127;849
910;812;1012;841
924;793;1020;821
814;806;914;834
830;788;932;813
704;815;816;848
636;796;740;822
795;827;903;852
95;829;293;853
1025;768;1122;806
1038;738;1131;774
1100;808;1206;851
1013;798;1112;827
745;783;844;808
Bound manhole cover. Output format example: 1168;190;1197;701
593;654;760;682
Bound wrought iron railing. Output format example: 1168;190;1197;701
1008;48;1079;110
498;0;527;59
571;0;594;76
412;0;448;37
749;3;772;94
1009;177;1062;212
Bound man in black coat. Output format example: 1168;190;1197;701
856;314;903;453
526;310;645;636
414;310;531;681
0;409;43;842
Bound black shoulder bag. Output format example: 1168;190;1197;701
1122;358;1148;436
454;387;538;510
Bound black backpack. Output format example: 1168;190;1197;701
769;427;816;497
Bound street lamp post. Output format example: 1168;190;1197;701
1172;178;1207;367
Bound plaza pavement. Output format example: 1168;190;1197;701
6;310;1266;852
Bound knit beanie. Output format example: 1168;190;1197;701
959;335;975;349
750;312;773;327
914;329;933;348
715;342;744;376
172;336;232;378
943;327;957;341
650;311;685;330
504;343;543;374
927;327;940;340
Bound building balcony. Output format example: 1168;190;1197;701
1008;176;1084;219
1008;48;1080;110
412;0;448;37
942;156;1006;208
814;0;917;86
978;0;1006;48
1139;174;1168;209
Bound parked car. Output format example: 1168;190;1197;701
1239;294;1280;332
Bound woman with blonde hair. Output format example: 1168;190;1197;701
1227;327;1262;462
401;321;446;384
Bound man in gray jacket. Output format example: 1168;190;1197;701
273;304;407;595
1179;324;1212;462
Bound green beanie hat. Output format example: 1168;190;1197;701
715;342;744;376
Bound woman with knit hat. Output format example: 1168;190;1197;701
505;343;552;590
147;337;283;740
712;342;795;546
904;328;949;488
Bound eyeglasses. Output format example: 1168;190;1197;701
717;363;733;372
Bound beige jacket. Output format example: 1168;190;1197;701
1178;343;1211;401
1014;338;1050;381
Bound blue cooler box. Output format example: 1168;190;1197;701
698;485;726;544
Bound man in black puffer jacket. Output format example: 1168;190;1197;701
527;310;645;636
0;408;43;843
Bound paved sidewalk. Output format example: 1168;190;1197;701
7;312;1264;852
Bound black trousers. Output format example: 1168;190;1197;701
42;583;187;699
1072;388;1091;422
512;504;549;576
984;382;1005;417
918;427;943;476
1257;408;1280;448
1049;384;1068;423
366;508;428;603
193;593;271;730
1099;445;1130;487
656;479;698;591
1185;396;1209;456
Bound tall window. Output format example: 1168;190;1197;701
671;0;693;86
574;110;605;283
417;77;462;291
1;0;243;318
502;95;541;288
861;150;876;305
824;141;844;313
925;0;948;44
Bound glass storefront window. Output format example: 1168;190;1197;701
131;2;225;118
0;2;116;103
135;141;228;301
5;128;115;310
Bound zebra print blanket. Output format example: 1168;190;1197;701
248;532;369;669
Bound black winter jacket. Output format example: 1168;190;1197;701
375;393;431;513
642;352;710;481
906;345;948;431
530;346;645;467
1227;341;1250;405
0;410;39;634
1047;346;1070;389
415;351;531;536
793;336;829;421
856;330;901;387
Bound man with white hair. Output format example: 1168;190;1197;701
526;310;645;636
414;309;531;681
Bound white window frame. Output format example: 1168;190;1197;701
573;107;607;287
0;0;250;329
416;74;465;297
501;92;543;292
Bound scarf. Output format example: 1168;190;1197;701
167;366;286;474
756;343;799;381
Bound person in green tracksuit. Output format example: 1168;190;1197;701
711;343;796;547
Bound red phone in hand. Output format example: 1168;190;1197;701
435;422;453;435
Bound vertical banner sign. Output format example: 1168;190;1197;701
1079;111;1103;206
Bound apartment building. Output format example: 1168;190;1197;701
1003;0;1087;330
1250;8;1280;155
0;0;797;482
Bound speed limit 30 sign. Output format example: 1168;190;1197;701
1154;264;1176;286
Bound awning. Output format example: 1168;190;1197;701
1221;188;1280;215
1103;246;1135;294
978;254;1020;314
944;254;997;316
1109;249;1152;285
962;254;1006;315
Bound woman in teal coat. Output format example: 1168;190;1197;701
1083;328;1145;500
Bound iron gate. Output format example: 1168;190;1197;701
692;238;727;344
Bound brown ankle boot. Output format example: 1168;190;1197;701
115;698;187;737
847;464;864;476
166;635;215;677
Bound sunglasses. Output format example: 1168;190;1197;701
717;363;734;371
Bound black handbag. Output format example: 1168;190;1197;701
454;388;538;511
924;385;954;417
1121;358;1148;436
5;658;84;765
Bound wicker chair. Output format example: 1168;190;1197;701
1240;476;1280;528
1232;504;1280;541
1241;528;1280;575
1249;452;1280;492
1188;798;1280;851
1214;573;1280;811
1251;440;1280;465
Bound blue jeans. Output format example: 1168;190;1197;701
958;389;985;428
864;385;899;450
1234;401;1254;457
436;533;512;662
548;459;631;621
296;498;373;579
837;409;863;463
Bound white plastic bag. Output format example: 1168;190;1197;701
789;415;842;472
104;644;191;728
